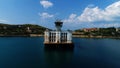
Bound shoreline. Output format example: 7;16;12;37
0;34;120;39
0;34;44;37
72;35;120;39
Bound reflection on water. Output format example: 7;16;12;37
44;47;74;68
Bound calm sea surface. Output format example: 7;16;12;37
0;37;120;68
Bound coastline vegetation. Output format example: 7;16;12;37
0;23;47;37
0;23;120;38
73;27;120;38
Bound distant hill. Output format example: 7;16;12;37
73;27;120;38
0;23;49;36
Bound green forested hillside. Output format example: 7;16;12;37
0;23;48;36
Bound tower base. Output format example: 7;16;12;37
44;43;74;49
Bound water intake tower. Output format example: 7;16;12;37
44;21;74;48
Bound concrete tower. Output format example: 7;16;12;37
55;21;63;31
44;21;74;48
55;21;63;43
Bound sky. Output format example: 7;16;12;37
0;0;120;30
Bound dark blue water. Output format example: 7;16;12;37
0;37;120;68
